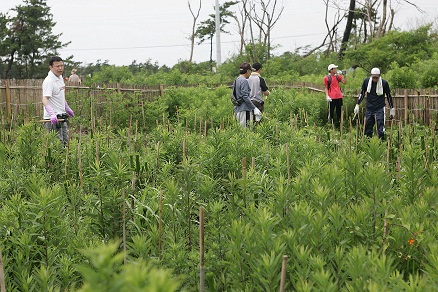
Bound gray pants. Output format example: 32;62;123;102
44;121;69;145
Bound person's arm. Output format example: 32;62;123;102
240;81;255;109
357;79;368;105
260;77;270;96
383;81;393;108
323;76;331;101
340;74;347;85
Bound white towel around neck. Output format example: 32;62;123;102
367;77;383;95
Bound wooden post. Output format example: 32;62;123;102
159;190;163;260
5;80;11;120
78;129;83;188
279;255;288;292
199;207;205;292
382;210;388;255
286;143;291;181
242;157;247;208
159;84;164;96
404;89;408;125
0;247;5;292
122;189;127;265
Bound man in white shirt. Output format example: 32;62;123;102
42;56;75;145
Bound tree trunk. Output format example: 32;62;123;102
339;0;356;59
188;0;202;62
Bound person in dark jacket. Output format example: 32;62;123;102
354;67;395;140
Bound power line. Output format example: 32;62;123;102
58;32;326;53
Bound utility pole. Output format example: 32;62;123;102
215;0;222;67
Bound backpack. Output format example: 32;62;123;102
326;74;341;91
230;81;244;106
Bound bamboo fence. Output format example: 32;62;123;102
1;79;437;124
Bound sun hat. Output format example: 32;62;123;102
327;64;338;71
370;67;380;76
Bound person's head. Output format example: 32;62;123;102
49;56;64;77
252;62;262;72
239;62;253;78
370;67;380;81
71;68;77;75
327;64;338;75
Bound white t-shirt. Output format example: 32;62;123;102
43;71;66;119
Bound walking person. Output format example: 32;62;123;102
324;64;347;127
233;62;261;127
42;56;75;146
248;62;270;118
354;67;395;140
68;68;81;83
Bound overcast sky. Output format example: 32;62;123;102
1;0;437;66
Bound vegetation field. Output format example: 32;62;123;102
0;86;437;291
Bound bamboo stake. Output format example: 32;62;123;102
5;80;11;120
1;116;4;144
286;143;291;181
141;101;145;129
0;247;5;292
78;126;83;188
194;113;197;132
242;157;247;208
159;190;163;260
122;189;127;265
182;138;186;161
199;207;205;292
64;134;70;177
154;141;161;187
279;255;288;292
340;106;343;144
382;209;388;255
199;116;202;136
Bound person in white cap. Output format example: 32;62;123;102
324;64;347;127
354;67;395;140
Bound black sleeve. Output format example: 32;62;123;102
357;78;368;104
259;77;269;92
383;80;394;108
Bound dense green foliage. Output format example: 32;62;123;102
0;0;68;79
0;86;437;290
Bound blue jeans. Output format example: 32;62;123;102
365;107;385;139
44;121;69;145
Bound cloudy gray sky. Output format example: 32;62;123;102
1;0;437;66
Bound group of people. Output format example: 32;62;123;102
324;63;394;140
42;56;395;146
233;62;270;127
233;61;395;140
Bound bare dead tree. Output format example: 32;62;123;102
323;0;343;54
245;0;284;62
188;0;202;62
230;0;250;56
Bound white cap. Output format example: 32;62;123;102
328;64;338;71
370;67;380;76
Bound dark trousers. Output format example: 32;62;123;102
328;98;343;127
365;107;385;139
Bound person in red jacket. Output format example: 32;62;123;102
323;64;347;127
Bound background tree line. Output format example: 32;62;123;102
0;0;437;88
